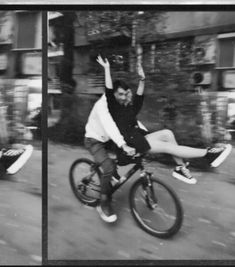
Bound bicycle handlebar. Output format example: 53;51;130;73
124;151;143;159
132;152;142;158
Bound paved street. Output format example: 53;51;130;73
0;143;42;265
48;141;235;261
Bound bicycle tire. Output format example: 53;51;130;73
69;158;101;207
129;176;183;238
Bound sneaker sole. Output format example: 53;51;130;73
172;172;197;184
7;145;33;175
211;144;232;168
96;206;117;223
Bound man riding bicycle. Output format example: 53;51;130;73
85;55;232;223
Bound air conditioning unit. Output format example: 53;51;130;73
191;71;212;85
192;35;216;64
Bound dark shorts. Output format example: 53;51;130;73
124;127;151;153
115;127;151;166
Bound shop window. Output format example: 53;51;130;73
14;12;41;49
217;34;235;68
52;94;61;110
217;33;235;91
48;61;61;79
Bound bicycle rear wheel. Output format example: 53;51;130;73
69;158;101;207
129;176;183;238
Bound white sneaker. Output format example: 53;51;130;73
1;145;33;174
172;165;197;184
97;200;117;223
205;144;232;167
110;176;119;187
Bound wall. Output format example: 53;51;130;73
157;12;235;37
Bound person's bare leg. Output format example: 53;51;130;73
144;130;203;184
144;129;231;184
145;130;207;160
144;130;184;165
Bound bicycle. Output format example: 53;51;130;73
69;153;184;239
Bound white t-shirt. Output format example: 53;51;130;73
85;94;126;148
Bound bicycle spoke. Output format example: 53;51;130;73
153;207;176;222
130;177;183;238
69;159;101;206
134;191;147;205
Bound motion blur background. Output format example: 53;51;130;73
0;11;42;146
0;11;42;265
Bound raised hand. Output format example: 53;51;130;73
96;55;110;69
137;62;145;80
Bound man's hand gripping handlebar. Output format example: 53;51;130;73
121;144;142;158
121;143;136;157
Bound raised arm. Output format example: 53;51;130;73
136;62;146;96
97;55;113;89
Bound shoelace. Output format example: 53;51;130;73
208;147;224;153
3;149;23;156
180;166;192;179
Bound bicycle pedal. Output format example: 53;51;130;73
119;176;127;183
151;203;158;208
110;177;119;187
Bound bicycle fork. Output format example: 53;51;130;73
141;172;158;209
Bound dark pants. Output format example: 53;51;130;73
84;137;116;196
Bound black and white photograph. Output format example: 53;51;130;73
1;4;235;266
47;9;235;262
0;10;42;265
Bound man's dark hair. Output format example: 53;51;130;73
113;80;129;92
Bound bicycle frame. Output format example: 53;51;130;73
110;156;151;194
87;155;154;198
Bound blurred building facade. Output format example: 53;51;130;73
0;11;42;144
48;11;63;127
53;11;235;94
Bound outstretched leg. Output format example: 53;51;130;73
144;129;232;184
145;129;207;160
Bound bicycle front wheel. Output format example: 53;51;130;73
69;158;101;207
130;176;183;238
